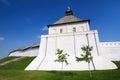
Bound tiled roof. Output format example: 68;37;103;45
53;15;83;25
9;44;39;54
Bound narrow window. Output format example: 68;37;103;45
73;27;76;32
60;29;63;33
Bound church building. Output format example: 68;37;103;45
25;7;118;70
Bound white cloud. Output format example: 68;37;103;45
37;35;41;39
37;26;48;39
1;0;10;6
42;26;48;31
0;37;5;41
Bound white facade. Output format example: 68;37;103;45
25;8;119;70
48;22;90;34
25;19;117;70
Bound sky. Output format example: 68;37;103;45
0;0;120;59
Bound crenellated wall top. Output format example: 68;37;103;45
100;42;120;47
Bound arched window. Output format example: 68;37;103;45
80;26;84;31
60;28;63;33
73;27;76;32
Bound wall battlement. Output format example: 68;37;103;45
100;42;120;47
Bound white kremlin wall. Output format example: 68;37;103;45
25;31;117;70
9;42;120;61
100;42;120;61
9;48;38;57
9;44;39;57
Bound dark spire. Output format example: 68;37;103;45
65;6;73;16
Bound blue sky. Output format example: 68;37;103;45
0;0;120;59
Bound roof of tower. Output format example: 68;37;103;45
54;15;83;25
48;7;90;27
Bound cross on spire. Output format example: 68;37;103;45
65;6;73;16
67;6;71;11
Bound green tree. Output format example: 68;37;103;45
54;49;69;70
76;45;93;80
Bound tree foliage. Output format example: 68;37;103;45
76;45;93;63
54;49;69;65
76;45;93;80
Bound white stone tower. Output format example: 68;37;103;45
25;8;117;70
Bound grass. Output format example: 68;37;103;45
0;56;18;64
0;69;120;80
0;57;35;70
0;57;120;80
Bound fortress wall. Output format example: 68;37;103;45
25;30;118;70
9;48;39;57
100;42;120;61
43;30;99;58
25;30;105;70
